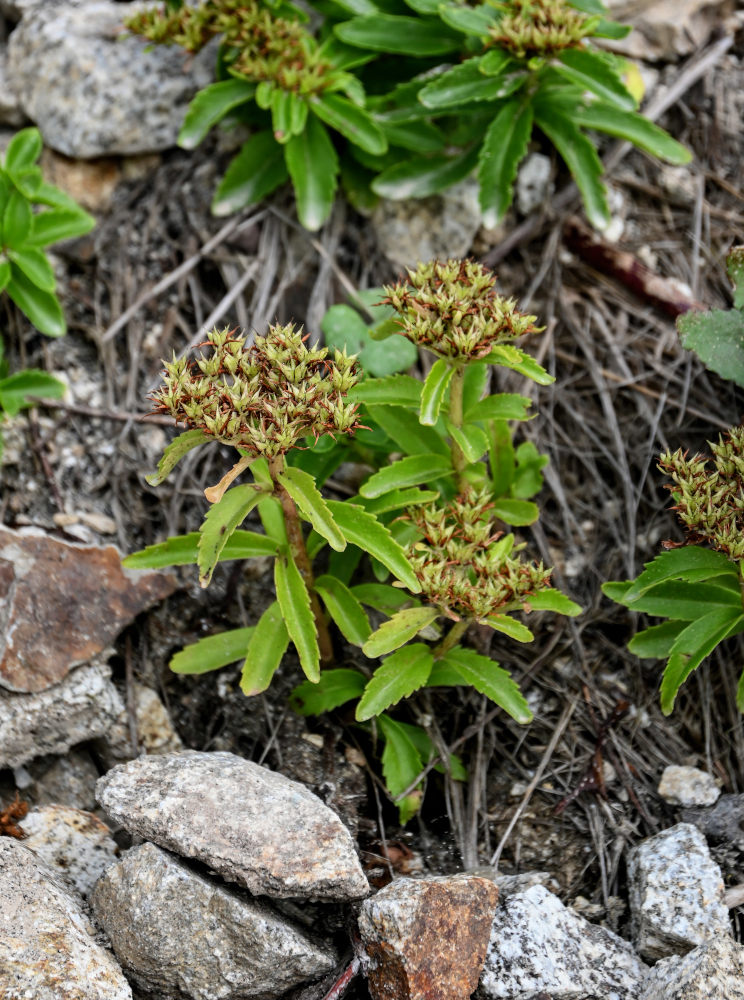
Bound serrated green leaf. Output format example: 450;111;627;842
554;49;635;111
361;487;439;515
277;465;345;552
356;643;433;720
212;132;288;216
625;579;742;620
349;373;421;407
535;106;608;228
367;403;451;458
146;428;209;486
419;57;517;108
485;346;554;384
372;146;479;200
524;589;581;616
491;498;539;525
573;103;691;165
381;118;445;153
620;547;737;603
447;420;489;463
660;607;744;714
178;79;257;149
198;484;263;586
478;98;534;226
360;454;453;498
275;551;319;681
628;620;688;659
327;500;421;592
351;582;418;613
285;114;339;231
427;659;467;686
440;2;500;34
677;308;744;389
465;392;533;423
123;529;278;570
420;358;454;425
7;247;55;292
27;207;95;247
0;368;65;417
440;646;532;722
170;627;255;675
6;268;65;337
311;93;387;155
727;246;744;310
241;602;290;695
290;668;366;715
378;713;424;798
257;495;288;545
485;614;535;642
315;573;371;646
362;606;438;657
335;15;461;55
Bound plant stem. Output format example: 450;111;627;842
448;364;467;491
433;618;470;659
269;455;334;665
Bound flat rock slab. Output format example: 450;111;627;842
480;884;647;999
0;659;123;769
639;936;744;999
91;842;338;1000
96;750;370;901
0;527;174;692
358;874;499;1000
627;823;729;961
6;1;215;157
20;804;119;898
0;839;132;1000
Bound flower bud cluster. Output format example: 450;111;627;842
152;324;361;458
489;0;599;59
404;490;553;622
383;259;540;362
128;0;331;96
660;428;744;561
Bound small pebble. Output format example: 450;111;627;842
658;766;720;808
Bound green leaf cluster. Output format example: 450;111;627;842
129;0;689;231
677;246;744;388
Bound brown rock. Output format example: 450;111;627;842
0;528;175;693
358;874;500;1000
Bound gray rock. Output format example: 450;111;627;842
26;747;100;811
516;152;552;215
20;804;119;898
680;793;744;852
0;839;132;1000
91;843;337;1000
0;48;27;126
658;766;720;807
0;658;124;769
93;681;183;770
639;936;744;999
96;750;370;900
627;823;730;961
371;177;481;271
480;884;647;1000
6;1;215;157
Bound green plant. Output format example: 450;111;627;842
128;0;689;231
676;246;744;387
126;258;580;820
0;336;66;461
603;428;744;715
0;128;95;336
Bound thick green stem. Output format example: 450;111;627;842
269;455;334;665
433;617;470;659
448;364;467;492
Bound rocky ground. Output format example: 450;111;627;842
1;0;744;998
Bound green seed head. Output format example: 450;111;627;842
489;0;600;59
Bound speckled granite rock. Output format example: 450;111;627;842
91;842;337;1000
627;823;730;961
658;766;720;807
0;838;131;1000
96;750;370;900
20;804;119;898
639;936;744;999
480;884;647;999
6;1;215;157
0;659;123;769
358;874;499;1000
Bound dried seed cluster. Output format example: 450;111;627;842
404;490;553;622
660;428;744;560
489;0;599;59
152;324;361;458
128;0;331;95
384;259;540;362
